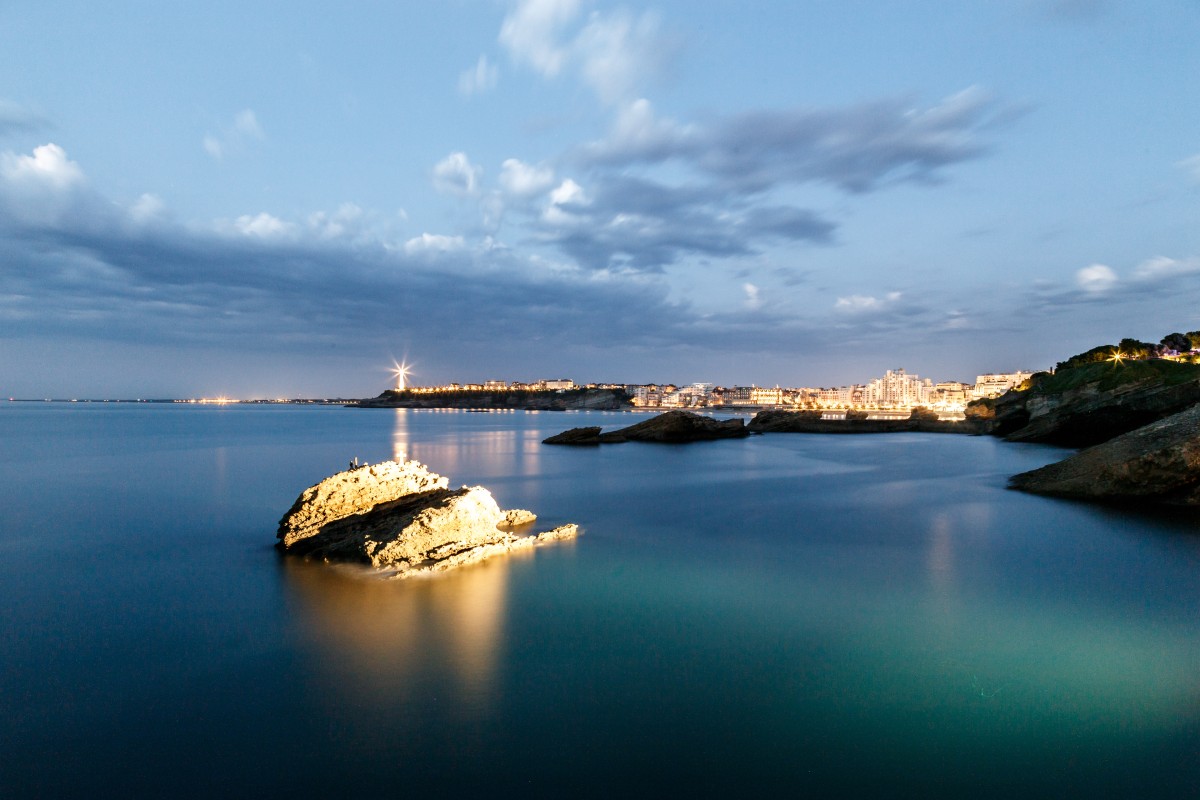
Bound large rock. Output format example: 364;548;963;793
277;460;578;575
543;410;749;445
1008;403;1200;504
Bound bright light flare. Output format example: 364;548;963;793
1109;349;1125;365
391;361;412;390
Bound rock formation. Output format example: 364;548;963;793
277;460;577;577
976;360;1200;447
747;409;984;434
1008;403;1200;504
543;410;750;445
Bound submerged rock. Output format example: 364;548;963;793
543;410;749;445
277;459;578;576
1008;403;1200;504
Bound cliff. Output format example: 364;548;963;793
355;387;631;411
543;409;750;444
277;459;577;576
1008;403;1200;504
973;359;1200;447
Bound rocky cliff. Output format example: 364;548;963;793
543;409;750;445
1008;403;1200;504
975;360;1200;447
277;460;577;576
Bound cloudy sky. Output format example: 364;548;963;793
2;1;1198;397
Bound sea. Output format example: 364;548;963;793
1;402;1198;798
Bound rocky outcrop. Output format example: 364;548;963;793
277;460;578;576
542;410;750;445
747;409;985;434
1008;403;1200;504
981;361;1200;447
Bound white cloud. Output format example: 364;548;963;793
499;0;581;77
499;0;664;104
499;158;555;196
1;143;85;190
1131;255;1200;281
743;282;762;310
574;8;662;104
1076;263;1117;293
549;178;586;206
233;212;294;239
129;193;166;224
432;151;482;196
458;55;499;95
835;291;903;313
404;233;466;255
306;203;365;239
203;109;265;161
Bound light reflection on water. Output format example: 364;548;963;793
282;553;528;713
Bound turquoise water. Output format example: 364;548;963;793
1;404;1198;797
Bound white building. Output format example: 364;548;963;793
864;369;932;407
972;372;1033;399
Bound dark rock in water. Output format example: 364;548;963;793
1008;403;1200;504
543;410;749;445
542;426;603;445
277;459;578;576
747;409;985;434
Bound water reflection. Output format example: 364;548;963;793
281;554;526;714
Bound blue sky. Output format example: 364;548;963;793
1;0;1198;397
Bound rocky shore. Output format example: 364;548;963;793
277;459;578;577
1009;403;1200;504
355;387;630;411
746;409;985;434
543;409;750;444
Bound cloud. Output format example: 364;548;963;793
129;193;167;225
230;212;295;239
499;0;581;78
203;109;265;161
499;158;556;196
1076;263;1117;293
742;282;761;310
0;143;91;226
580;87;1004;194
834;292;904;314
404;233;466;255
499;0;667;104
0;100;48;137
1131;255;1200;282
1177;153;1200;183
458;55;499;95
0;143;85;190
432;151;482;196
528;172;834;271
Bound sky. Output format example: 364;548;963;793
1;0;1198;398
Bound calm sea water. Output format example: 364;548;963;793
1;403;1198;798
